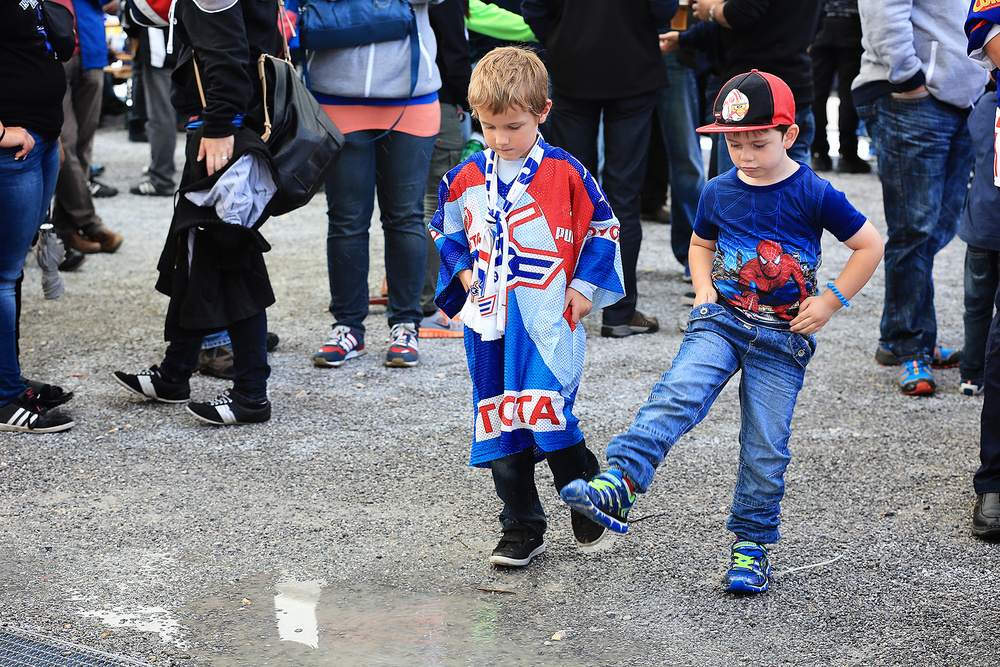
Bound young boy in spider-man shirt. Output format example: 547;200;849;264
561;70;884;594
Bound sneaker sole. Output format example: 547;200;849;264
313;348;365;368
0;419;75;433
112;373;189;403
573;525;608;548
560;480;629;534
185;405;271;425
488;543;545;567
901;380;935;396
971;523;1000;539
725;577;770;594
385;357;419;367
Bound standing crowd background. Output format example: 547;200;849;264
2;0;999;594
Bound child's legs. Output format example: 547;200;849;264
727;327;813;544
228;309;270;403
606;303;742;492
491;449;545;536
961;244;1000;383
545;438;600;492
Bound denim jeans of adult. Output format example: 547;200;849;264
974;282;1000;495
857;94;973;363
962;245;1000;384
421;103;465;316
656;54;706;267
0;135;60;404
491;439;600;536
325;129;434;332
714;106;815;174
160;309;269;403
547;91;655;326
606;302;815;544
52;57;105;239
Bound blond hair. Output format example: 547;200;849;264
468;46;550;117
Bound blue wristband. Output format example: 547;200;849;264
827;282;850;308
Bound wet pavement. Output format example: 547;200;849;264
0;121;997;666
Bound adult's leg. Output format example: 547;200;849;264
421;103;465;316
961;246;1000;385
657;54;706;268
144;65;177;192
227;309;270;403
727;327;812;544
598;92;657;326
860;96;968;363
0;136;60;403
974;280;1000;495
324;133;378;332
788;106;815;164
809;42;836;159
835;44;865;159
375;130;435;327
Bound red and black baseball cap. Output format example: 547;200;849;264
696;70;796;134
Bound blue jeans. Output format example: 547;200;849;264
656;54;706;267
606;302;815;543
857;95;973;363
491;439;600;536
962;245;1000;384
0;135;60;404
324;130;435;333
160;310;269;403
714;106;815;174
547;91;656;325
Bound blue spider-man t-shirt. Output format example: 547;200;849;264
693;164;866;327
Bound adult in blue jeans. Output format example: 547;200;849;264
522;0;675;338
852;0;987;395
0;0;75;432
302;0;441;369
654;51;706;272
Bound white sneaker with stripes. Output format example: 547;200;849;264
186;389;271;425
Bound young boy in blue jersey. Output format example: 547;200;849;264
430;47;626;567
561;70;885;593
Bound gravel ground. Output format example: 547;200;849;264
0;123;997;667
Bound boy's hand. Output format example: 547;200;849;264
564;287;593;324
789;293;837;335
457;269;473;292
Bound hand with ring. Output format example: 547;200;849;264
198;134;236;176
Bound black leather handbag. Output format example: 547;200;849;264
257;54;344;216
40;0;76;62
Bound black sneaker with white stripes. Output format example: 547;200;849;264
0;389;74;433
113;365;190;403
186;389;271;425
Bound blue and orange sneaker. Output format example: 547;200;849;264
724;540;770;594
875;345;961;369
560;470;636;534
899;360;935;395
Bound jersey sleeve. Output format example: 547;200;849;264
818;181;868;242
430;160;476;318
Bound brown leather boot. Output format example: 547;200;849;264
91;228;123;253
61;232;101;254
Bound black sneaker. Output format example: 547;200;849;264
600;311;660;338
571;510;607;547
21;377;73;409
113;365;191;403
88;179;118;198
488;524;545;567
973;493;1000;540
266;331;280;352
186;389;271;425
0;390;74;433
58;248;87;272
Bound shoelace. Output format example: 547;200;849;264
325;327;359;351
389;325;416;349
204;391;235;407
589;474;634;515
731;552;762;571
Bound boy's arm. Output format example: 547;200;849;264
789;220;885;335
689;232;718;306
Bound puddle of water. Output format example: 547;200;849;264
190;576;546;666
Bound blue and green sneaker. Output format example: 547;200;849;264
559;470;636;534
724;540;771;594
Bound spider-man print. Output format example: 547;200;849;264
729;239;808;320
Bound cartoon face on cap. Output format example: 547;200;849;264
722;89;750;123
